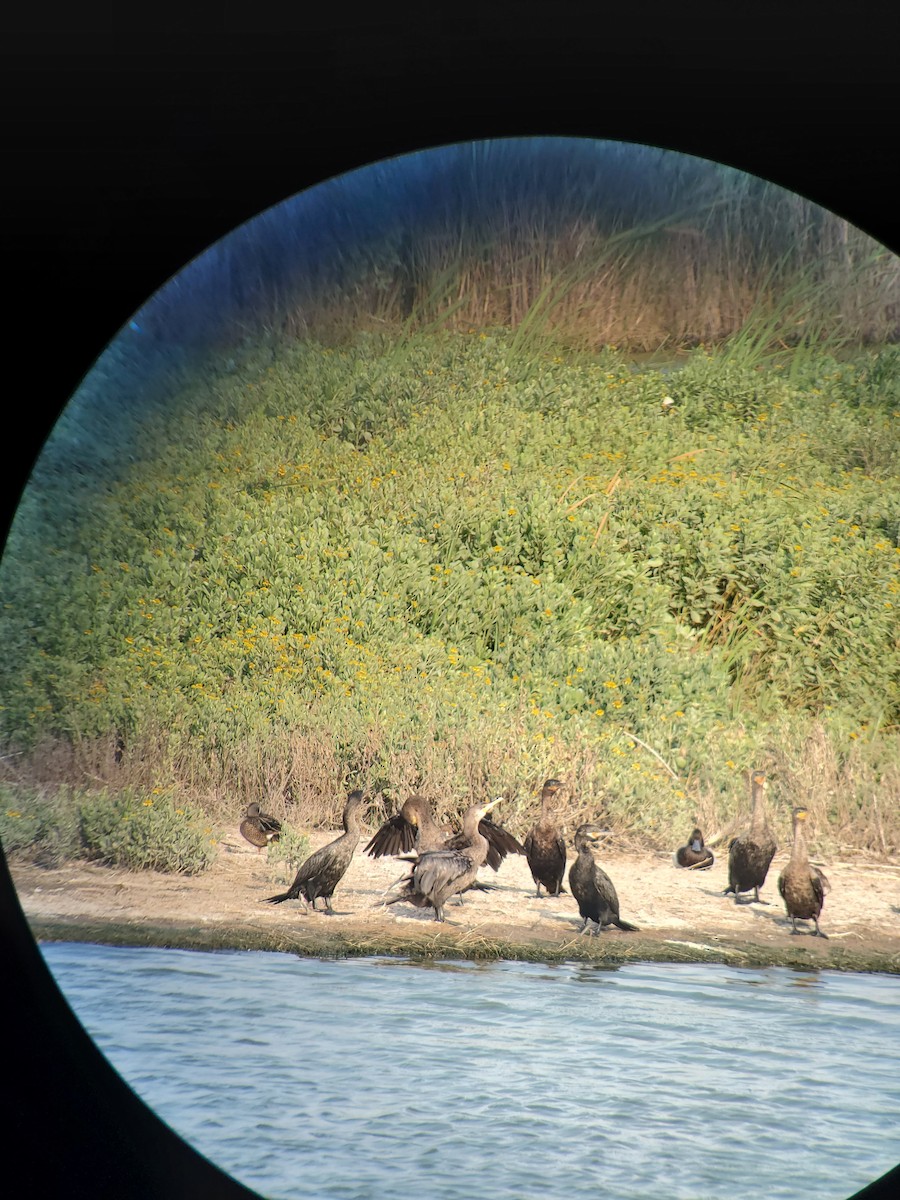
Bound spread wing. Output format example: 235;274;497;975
444;815;526;871
364;812;416;858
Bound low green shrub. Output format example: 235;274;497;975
0;785;84;866
265;824;310;884
78;789;217;874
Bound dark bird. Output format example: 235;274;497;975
568;824;640;934
240;803;282;853
523;778;567;897
674;827;714;870
365;792;524;871
778;806;830;937
264;790;364;914
386;798;501;922
725;769;777;904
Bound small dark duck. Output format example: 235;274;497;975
240;803;282;853
674;827;714;870
778;806;830;937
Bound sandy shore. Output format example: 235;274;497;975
8;825;900;974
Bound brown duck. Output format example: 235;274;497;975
725;770;777;903
778;806;830;937
240;803;282;853
523;778;567;897
674;827;714;870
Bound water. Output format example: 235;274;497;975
42;943;900;1200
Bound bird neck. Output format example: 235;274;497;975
344;805;361;834
462;812;489;860
749;784;767;831
790;821;809;865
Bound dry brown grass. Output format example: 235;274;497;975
4;715;897;860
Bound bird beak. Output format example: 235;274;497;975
484;797;502;814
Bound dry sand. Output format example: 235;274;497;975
9;826;900;973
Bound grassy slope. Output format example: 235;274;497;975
1;331;898;854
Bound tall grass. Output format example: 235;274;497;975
121;139;898;363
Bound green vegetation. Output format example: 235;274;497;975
1;785;217;873
265;823;311;883
1;331;898;861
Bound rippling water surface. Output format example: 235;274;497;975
42;944;900;1200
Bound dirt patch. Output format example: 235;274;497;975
9;831;900;973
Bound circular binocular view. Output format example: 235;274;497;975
3;138;899;1200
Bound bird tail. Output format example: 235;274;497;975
263;889;298;904
614;918;640;932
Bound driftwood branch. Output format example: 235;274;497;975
619;730;680;781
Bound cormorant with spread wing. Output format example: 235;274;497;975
385;798;501;922
364;792;524;870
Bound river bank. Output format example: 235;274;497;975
8;828;900;973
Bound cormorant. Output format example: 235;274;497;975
386;798;501;922
523;778;567;897
240;803;282;853
264;790;364;914
674;827;714;870
568;824;640;934
364;793;524;870
725;769;777;903
778;806;830;937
